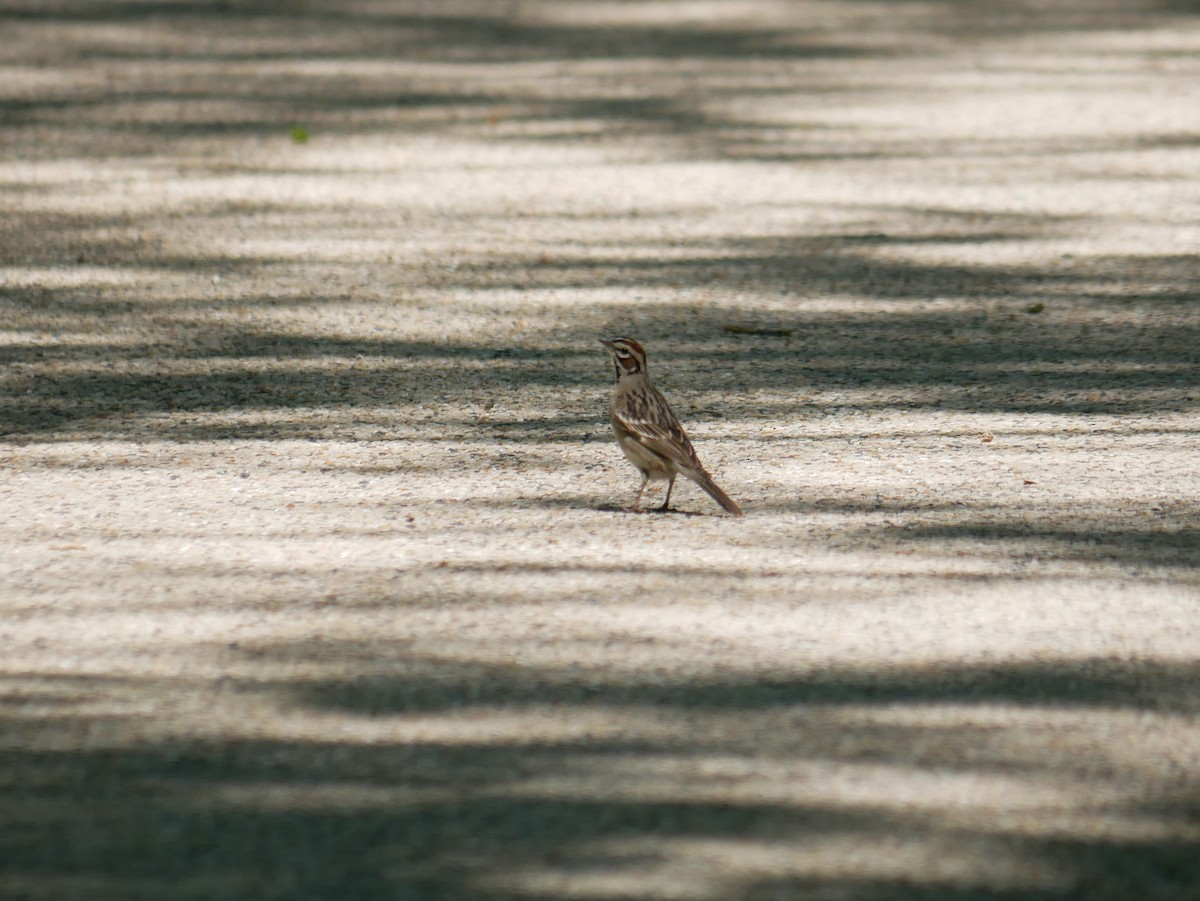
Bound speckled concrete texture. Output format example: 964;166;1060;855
2;2;1199;898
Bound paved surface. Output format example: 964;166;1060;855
2;2;1199;898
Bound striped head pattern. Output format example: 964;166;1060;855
599;337;647;381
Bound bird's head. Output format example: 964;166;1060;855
599;337;647;381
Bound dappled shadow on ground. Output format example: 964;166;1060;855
1;0;1197;157
277;646;1200;715
2;239;1197;439
3;1;1199;439
4;7;1200;895
2;651;1198;899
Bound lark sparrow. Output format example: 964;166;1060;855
600;337;743;516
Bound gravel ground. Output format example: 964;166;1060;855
2;2;1200;899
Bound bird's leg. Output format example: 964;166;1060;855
632;474;649;512
656;475;675;512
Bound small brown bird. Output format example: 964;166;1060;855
600;337;743;516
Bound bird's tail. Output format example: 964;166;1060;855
690;469;744;517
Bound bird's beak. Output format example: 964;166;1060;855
598;338;614;348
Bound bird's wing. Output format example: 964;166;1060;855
612;390;704;472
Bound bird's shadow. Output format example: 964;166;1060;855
596;504;710;517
